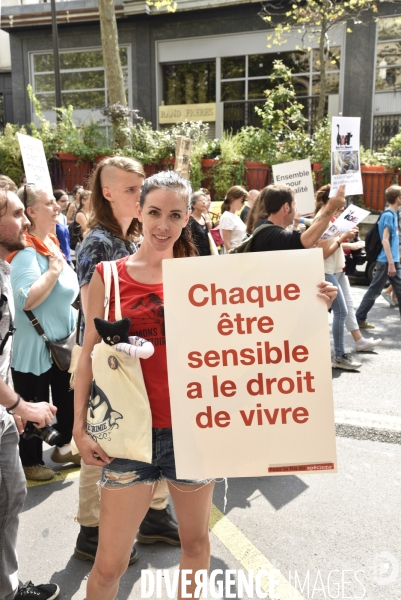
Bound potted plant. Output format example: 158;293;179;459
310;117;331;190
211;132;245;200
360;146;393;212
235;127;272;190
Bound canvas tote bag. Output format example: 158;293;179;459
87;261;152;462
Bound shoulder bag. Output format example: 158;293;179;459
25;310;76;371
87;261;152;463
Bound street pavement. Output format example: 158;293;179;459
17;282;401;600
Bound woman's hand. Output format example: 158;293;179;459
317;281;338;310
48;252;64;275
74;429;113;467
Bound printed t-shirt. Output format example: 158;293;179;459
97;257;170;428
189;216;210;256
377;210;399;263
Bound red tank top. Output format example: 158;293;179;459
96;257;171;428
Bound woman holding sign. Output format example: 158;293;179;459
315;184;382;370
74;171;214;600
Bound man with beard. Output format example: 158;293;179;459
0;184;60;600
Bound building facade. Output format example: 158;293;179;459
0;0;400;148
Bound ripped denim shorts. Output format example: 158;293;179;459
100;428;213;489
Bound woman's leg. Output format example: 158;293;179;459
11;368;50;466
168;480;215;600
49;362;74;446
335;272;361;340
325;274;348;357
87;483;154;600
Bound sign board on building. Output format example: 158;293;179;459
163;249;337;480
159;103;216;124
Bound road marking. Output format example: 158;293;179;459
27;472;305;599
210;504;306;600
26;466;80;488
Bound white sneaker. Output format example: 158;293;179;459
356;337;383;352
332;354;362;370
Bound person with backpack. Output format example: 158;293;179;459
314;185;381;370
230;183;346;253
356;185;401;327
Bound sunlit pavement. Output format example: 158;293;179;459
18;284;401;599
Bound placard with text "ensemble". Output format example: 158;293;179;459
163;249;337;479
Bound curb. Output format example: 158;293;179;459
335;409;401;445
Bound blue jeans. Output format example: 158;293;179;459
356;261;401;321
101;428;212;489
325;273;348;357
0;412;27;600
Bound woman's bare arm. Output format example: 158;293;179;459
73;270;112;466
221;229;232;251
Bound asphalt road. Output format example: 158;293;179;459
17;283;401;600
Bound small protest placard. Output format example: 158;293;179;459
17;133;52;190
321;204;370;239
330;117;362;197
163;249;337;479
272;158;315;215
174;136;193;180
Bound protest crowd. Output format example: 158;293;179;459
0;153;401;600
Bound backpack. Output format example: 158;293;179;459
364;210;394;263
68;211;83;250
228;223;279;254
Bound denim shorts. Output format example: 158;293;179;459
100;428;213;489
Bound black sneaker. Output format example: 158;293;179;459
15;581;60;599
137;505;181;546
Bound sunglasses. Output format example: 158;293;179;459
22;183;36;208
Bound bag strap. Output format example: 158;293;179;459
103;261;112;321
75;308;82;344
0;294;16;356
24;309;48;341
110;261;122;321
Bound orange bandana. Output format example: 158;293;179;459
7;232;61;263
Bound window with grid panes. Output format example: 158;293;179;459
31;47;130;112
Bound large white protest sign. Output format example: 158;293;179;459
163;249;337;479
330;117;362;197
17;133;52;190
321;204;370;239
272;158;315;215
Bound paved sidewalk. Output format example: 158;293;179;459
330;283;401;444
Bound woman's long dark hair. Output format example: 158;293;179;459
314;184;331;216
140;171;197;258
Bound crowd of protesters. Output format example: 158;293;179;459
0;160;400;600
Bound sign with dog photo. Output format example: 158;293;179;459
330;117;362;197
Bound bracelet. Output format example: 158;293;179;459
336;241;341;248
6;394;21;415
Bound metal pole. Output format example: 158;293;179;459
50;0;62;119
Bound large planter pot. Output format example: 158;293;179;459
201;158;217;198
51;153;93;192
244;161;270;191
312;163;323;190
361;165;396;212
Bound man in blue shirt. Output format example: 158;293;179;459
356;185;401;327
